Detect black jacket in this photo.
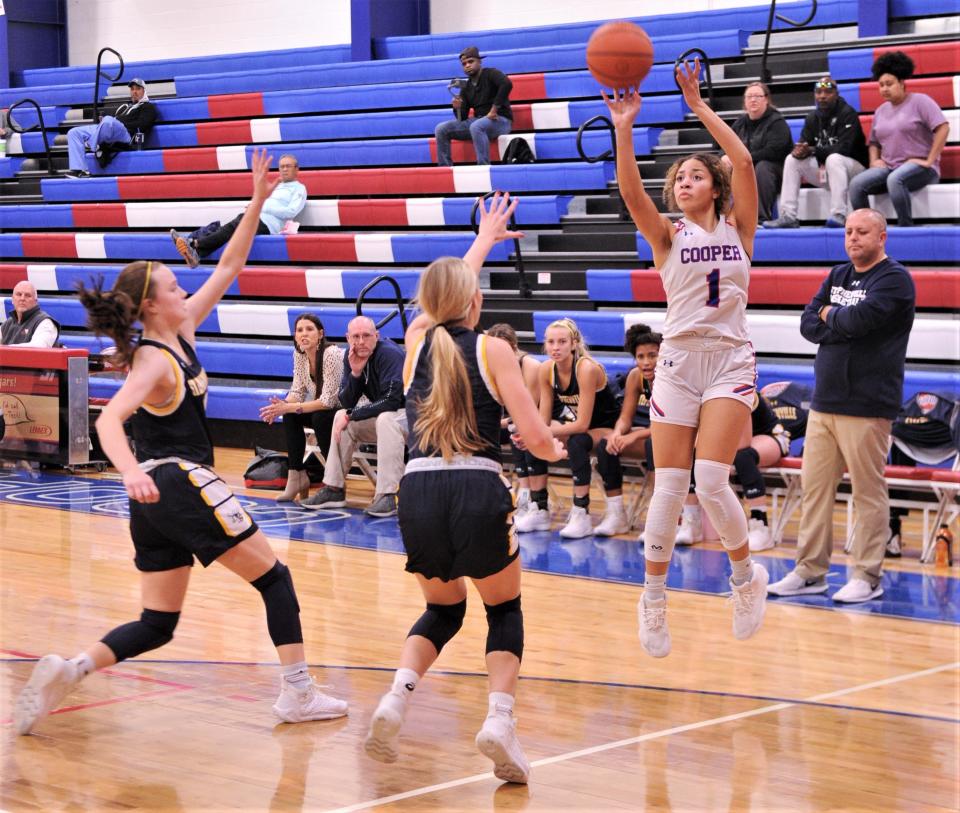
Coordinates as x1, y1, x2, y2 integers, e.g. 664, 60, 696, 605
800, 257, 915, 420
116, 100, 158, 138
1, 304, 60, 346
732, 107, 792, 166
799, 96, 868, 166
458, 67, 513, 121
339, 338, 405, 422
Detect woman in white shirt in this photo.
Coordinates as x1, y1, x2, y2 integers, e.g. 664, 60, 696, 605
260, 314, 344, 501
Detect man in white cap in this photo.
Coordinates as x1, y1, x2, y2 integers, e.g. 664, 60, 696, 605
65, 78, 158, 177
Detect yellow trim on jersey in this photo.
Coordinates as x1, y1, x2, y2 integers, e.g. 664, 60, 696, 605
140, 348, 185, 417
477, 334, 502, 404
403, 334, 426, 394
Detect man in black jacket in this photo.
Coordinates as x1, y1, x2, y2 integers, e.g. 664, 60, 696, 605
434, 46, 513, 166
764, 77, 868, 229
65, 78, 158, 178
302, 316, 408, 517
1, 281, 60, 347
768, 209, 915, 604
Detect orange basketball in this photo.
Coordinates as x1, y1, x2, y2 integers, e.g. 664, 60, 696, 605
586, 21, 654, 90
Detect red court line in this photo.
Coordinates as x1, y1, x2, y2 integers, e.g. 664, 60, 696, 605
2, 649, 194, 689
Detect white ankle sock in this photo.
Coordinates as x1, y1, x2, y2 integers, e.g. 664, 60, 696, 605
488, 691, 515, 717
69, 652, 95, 678
391, 667, 419, 696
606, 495, 623, 511
644, 573, 667, 602
731, 557, 754, 586
282, 660, 311, 689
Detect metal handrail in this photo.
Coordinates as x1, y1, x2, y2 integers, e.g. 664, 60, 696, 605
759, 0, 818, 84
575, 114, 616, 163
673, 48, 716, 110
470, 191, 531, 299
7, 99, 57, 175
355, 274, 409, 333
92, 47, 124, 123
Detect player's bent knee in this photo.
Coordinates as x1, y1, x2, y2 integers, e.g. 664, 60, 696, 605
408, 599, 467, 654
251, 561, 304, 646
484, 596, 523, 659
100, 608, 181, 662
694, 459, 748, 550
733, 447, 765, 499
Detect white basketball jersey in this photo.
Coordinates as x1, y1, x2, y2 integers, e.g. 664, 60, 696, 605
658, 217, 751, 344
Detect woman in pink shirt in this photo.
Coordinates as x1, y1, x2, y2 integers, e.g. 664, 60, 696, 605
849, 50, 949, 226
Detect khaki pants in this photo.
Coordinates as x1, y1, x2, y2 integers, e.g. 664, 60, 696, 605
794, 410, 891, 587
322, 409, 407, 496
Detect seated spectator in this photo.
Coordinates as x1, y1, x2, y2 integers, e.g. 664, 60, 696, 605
848, 51, 949, 226
485, 323, 542, 514
733, 394, 792, 552
65, 78, 158, 178
515, 318, 619, 539
435, 46, 513, 167
301, 316, 407, 517
171, 155, 306, 267
594, 323, 662, 537
764, 76, 868, 229
722, 82, 792, 223
1, 281, 60, 346
259, 314, 344, 503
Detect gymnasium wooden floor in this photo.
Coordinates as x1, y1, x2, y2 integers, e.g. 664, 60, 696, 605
2, 449, 958, 812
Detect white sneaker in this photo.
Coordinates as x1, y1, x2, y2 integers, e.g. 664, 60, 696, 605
363, 690, 407, 763
832, 578, 884, 604
637, 592, 671, 658
729, 562, 769, 640
747, 518, 774, 552
272, 675, 348, 723
767, 570, 829, 596
514, 506, 551, 533
14, 654, 80, 735
594, 504, 630, 537
675, 510, 702, 546
475, 712, 530, 784
559, 505, 594, 539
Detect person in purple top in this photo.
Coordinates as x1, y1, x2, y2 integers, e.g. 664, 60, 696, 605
848, 51, 950, 226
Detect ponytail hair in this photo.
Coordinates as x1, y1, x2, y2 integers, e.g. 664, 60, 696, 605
412, 256, 486, 460
76, 260, 155, 368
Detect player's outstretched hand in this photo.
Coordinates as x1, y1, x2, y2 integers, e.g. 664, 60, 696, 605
601, 87, 641, 129
250, 148, 279, 202
477, 191, 524, 243
675, 58, 705, 110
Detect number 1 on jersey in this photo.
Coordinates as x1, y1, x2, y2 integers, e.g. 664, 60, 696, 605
705, 268, 720, 308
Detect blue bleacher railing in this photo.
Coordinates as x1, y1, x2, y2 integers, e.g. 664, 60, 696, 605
471, 191, 531, 299
92, 47, 125, 124
759, 0, 818, 84
7, 99, 56, 175
356, 275, 409, 333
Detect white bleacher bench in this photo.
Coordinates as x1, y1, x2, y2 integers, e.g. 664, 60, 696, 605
798, 184, 960, 222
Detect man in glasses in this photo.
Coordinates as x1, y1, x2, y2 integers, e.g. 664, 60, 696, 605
302, 316, 408, 517
764, 76, 867, 229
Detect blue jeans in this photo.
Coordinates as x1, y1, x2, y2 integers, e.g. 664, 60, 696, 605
848, 162, 939, 226
66, 116, 131, 170
434, 115, 512, 166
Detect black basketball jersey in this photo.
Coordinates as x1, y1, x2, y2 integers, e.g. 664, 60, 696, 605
760, 381, 811, 439
751, 393, 781, 436
548, 357, 620, 429
891, 391, 959, 463
404, 325, 503, 463
130, 336, 213, 465
633, 373, 653, 428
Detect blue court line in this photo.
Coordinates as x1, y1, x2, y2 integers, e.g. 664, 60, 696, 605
3, 655, 957, 726
2, 470, 958, 624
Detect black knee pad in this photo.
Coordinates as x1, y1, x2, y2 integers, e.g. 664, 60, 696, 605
524, 452, 548, 477
733, 446, 765, 499
251, 561, 303, 647
484, 596, 523, 659
408, 599, 467, 654
101, 608, 180, 663
511, 439, 529, 478
595, 438, 623, 491
566, 433, 594, 486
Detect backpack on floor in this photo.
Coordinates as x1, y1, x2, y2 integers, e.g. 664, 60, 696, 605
243, 446, 288, 489
501, 138, 534, 164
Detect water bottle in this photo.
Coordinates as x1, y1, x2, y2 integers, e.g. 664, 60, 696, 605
934, 525, 953, 568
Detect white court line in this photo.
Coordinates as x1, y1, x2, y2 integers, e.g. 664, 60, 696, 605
324, 660, 960, 813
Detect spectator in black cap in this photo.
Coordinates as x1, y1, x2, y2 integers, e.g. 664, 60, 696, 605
65, 77, 158, 178
434, 46, 513, 166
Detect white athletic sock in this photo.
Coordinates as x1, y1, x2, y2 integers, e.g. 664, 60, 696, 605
644, 573, 667, 602
731, 557, 754, 586
391, 667, 419, 696
282, 660, 311, 689
69, 652, 95, 678
606, 495, 623, 510
488, 691, 515, 717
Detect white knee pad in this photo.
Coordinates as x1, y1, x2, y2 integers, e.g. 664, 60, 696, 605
694, 459, 748, 551
643, 467, 690, 562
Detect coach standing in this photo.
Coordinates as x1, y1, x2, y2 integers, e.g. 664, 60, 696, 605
768, 208, 915, 603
